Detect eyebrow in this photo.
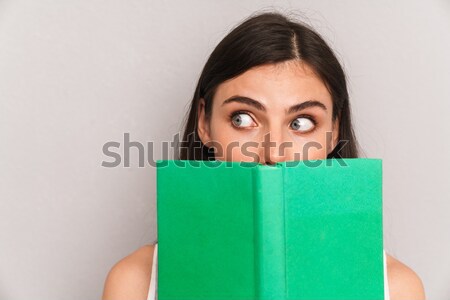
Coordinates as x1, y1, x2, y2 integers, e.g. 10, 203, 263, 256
221, 95, 327, 114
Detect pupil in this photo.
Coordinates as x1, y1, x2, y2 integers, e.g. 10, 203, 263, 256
234, 115, 241, 125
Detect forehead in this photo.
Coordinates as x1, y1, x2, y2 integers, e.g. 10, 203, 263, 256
214, 61, 332, 110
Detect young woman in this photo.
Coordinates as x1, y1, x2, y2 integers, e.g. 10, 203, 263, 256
102, 11, 426, 300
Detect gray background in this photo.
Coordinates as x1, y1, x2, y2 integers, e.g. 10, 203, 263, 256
1, 0, 449, 299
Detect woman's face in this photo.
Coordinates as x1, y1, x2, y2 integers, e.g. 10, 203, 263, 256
197, 60, 339, 164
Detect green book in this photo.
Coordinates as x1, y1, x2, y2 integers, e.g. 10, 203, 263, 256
156, 158, 384, 300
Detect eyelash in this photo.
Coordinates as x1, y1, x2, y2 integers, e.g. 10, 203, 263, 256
228, 110, 318, 133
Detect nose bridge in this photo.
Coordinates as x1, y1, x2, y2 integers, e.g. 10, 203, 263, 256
259, 125, 291, 165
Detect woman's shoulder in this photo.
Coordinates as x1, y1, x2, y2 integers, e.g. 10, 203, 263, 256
385, 252, 426, 300
102, 244, 156, 300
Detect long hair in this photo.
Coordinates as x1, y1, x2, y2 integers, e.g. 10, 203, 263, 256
177, 11, 361, 160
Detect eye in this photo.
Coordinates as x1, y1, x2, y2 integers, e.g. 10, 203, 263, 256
230, 111, 256, 128
290, 116, 316, 133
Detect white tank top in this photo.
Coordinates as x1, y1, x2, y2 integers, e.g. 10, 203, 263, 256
147, 243, 391, 300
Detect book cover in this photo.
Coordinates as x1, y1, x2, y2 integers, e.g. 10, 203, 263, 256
156, 158, 384, 300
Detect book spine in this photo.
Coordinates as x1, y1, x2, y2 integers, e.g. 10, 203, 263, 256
253, 165, 286, 300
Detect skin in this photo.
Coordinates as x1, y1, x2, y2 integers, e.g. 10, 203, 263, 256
198, 60, 339, 164
102, 60, 426, 300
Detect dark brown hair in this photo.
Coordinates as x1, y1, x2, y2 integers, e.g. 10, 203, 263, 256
177, 11, 361, 160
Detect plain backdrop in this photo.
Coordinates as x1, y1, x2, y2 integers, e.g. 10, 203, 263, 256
1, 0, 449, 299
